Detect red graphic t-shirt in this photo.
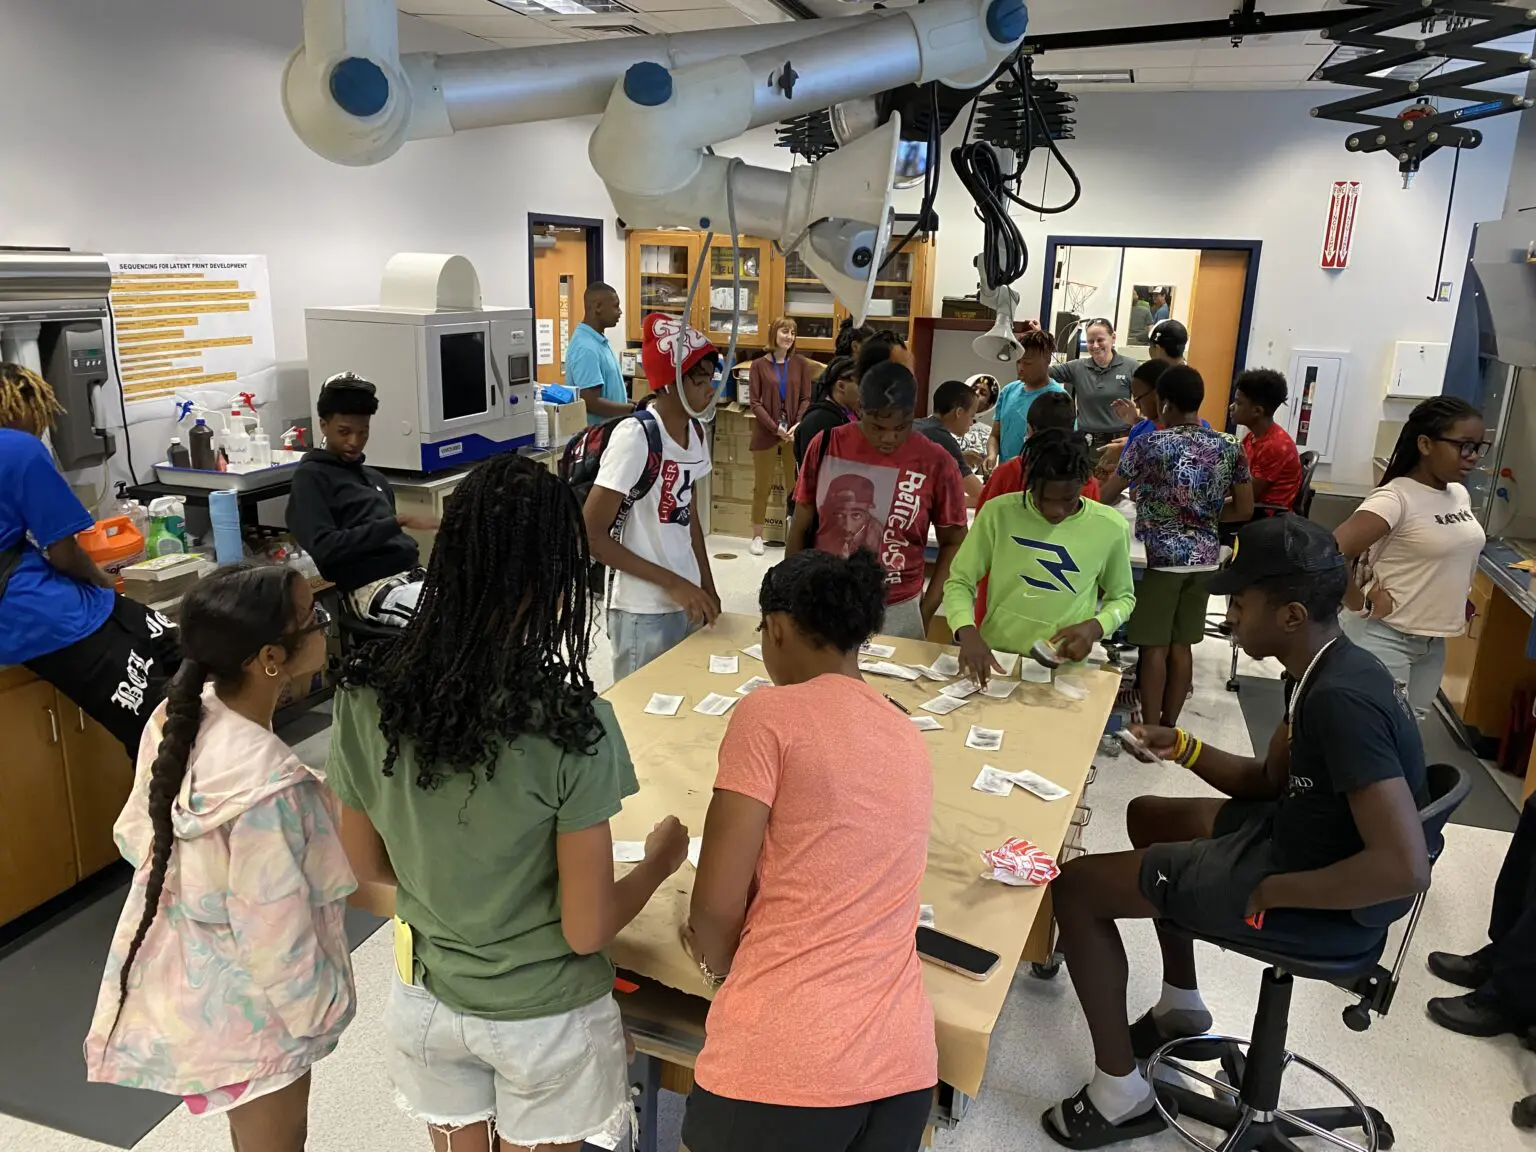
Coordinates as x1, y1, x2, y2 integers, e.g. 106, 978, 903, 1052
794, 423, 968, 606
1242, 421, 1303, 513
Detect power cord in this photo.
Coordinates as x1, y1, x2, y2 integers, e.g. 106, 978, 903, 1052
105, 295, 141, 486
880, 83, 943, 276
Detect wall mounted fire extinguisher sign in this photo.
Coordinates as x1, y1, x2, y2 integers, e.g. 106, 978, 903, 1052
1321, 181, 1360, 270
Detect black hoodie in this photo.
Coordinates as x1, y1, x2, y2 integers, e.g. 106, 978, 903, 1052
285, 450, 418, 592
793, 395, 853, 467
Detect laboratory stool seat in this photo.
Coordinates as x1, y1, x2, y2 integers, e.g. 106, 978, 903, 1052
1146, 761, 1470, 1152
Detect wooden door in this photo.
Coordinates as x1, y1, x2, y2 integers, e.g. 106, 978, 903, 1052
0, 677, 79, 925
59, 698, 135, 879
532, 227, 592, 386
1186, 248, 1249, 430
626, 231, 701, 344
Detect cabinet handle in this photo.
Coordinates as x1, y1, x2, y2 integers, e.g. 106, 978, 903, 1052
77, 706, 87, 733
45, 706, 59, 745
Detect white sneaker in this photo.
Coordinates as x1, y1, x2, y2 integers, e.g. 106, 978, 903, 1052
750, 536, 765, 556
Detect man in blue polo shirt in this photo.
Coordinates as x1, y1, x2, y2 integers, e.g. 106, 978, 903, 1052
565, 282, 636, 424
0, 363, 179, 753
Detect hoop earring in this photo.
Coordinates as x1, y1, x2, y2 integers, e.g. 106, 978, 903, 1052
264, 664, 279, 679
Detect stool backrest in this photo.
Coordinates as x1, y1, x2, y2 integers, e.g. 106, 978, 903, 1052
1352, 762, 1471, 928
1294, 450, 1321, 518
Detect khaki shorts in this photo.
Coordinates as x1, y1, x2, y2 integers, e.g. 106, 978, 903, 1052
1126, 569, 1211, 647
386, 975, 634, 1147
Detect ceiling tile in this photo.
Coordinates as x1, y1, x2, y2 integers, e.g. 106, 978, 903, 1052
652, 7, 750, 30
1193, 44, 1329, 68
432, 12, 543, 33
399, 0, 509, 14
625, 0, 725, 11
1195, 63, 1313, 82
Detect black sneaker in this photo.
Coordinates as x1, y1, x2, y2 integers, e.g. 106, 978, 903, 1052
1427, 948, 1492, 990
1426, 992, 1522, 1037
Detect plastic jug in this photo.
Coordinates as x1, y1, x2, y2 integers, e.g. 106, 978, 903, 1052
78, 516, 146, 576
145, 496, 188, 556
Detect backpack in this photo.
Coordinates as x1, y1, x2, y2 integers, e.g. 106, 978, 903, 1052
799, 421, 839, 545
560, 406, 702, 594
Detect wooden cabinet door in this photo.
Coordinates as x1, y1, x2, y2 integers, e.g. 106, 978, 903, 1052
0, 680, 79, 924
59, 699, 135, 879
1441, 569, 1492, 720
698, 236, 773, 348
626, 231, 701, 344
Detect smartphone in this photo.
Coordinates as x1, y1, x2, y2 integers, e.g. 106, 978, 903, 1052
1030, 638, 1063, 669
916, 926, 1001, 981
1116, 728, 1161, 764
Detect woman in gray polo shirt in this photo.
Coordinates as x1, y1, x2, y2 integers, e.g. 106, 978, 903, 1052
1052, 318, 1139, 445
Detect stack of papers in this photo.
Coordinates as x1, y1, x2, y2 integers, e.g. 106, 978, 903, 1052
970, 766, 1071, 800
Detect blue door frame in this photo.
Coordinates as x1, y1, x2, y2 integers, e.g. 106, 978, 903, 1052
1038, 235, 1264, 383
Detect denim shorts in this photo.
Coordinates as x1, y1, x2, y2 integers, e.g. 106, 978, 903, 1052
1339, 613, 1446, 718
386, 975, 634, 1147
608, 608, 693, 682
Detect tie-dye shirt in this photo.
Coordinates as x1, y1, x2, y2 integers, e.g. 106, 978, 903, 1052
1118, 424, 1250, 568
83, 686, 357, 1096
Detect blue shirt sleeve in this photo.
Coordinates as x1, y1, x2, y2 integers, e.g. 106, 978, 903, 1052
565, 336, 602, 391
8, 436, 94, 549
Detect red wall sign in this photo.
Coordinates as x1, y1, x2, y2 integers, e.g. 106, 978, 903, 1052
1321, 181, 1361, 270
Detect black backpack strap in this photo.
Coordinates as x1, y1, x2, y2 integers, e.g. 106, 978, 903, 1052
802, 423, 837, 544
610, 408, 666, 545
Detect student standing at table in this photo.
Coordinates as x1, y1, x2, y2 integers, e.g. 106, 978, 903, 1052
1101, 366, 1252, 728
1333, 395, 1486, 718
788, 360, 968, 640
989, 329, 1066, 465
584, 313, 723, 681
566, 282, 636, 423
0, 362, 179, 754
793, 356, 859, 468
948, 429, 1135, 685
328, 453, 690, 1152
1041, 516, 1429, 1147
747, 318, 815, 556
914, 378, 984, 506
683, 548, 937, 1152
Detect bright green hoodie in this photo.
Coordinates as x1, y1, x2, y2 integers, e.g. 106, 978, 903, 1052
943, 492, 1136, 654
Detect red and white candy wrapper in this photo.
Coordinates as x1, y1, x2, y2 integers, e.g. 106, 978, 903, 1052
980, 838, 1061, 886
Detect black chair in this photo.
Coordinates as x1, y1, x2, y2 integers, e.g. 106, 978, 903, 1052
319, 587, 398, 658
1145, 762, 1471, 1152
1211, 451, 1323, 693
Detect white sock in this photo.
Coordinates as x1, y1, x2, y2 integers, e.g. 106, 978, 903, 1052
1086, 1067, 1155, 1125
1154, 983, 1209, 1017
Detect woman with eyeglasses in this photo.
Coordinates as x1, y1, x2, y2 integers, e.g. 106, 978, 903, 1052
1333, 395, 1488, 716
85, 564, 353, 1149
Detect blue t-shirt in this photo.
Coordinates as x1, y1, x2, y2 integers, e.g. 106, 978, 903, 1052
564, 323, 627, 425
0, 429, 115, 664
994, 379, 1067, 460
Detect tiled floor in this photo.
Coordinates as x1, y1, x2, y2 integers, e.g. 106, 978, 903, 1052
3, 535, 1533, 1150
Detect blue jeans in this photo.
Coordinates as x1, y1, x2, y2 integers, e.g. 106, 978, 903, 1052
608, 609, 692, 682
1340, 613, 1447, 718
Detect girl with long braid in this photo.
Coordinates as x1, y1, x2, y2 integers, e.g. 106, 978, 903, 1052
327, 452, 688, 1152
1334, 395, 1487, 715
83, 564, 353, 1149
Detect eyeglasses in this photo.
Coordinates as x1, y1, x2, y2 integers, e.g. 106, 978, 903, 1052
1433, 437, 1492, 459
294, 603, 332, 637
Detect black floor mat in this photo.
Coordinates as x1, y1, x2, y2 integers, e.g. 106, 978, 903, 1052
0, 874, 384, 1148
1234, 674, 1518, 833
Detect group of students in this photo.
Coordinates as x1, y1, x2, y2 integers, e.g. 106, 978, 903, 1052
0, 297, 1508, 1151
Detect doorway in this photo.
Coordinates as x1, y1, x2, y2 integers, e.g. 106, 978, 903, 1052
1039, 236, 1262, 431
528, 215, 605, 386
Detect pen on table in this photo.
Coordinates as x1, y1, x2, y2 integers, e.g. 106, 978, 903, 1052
885, 694, 911, 714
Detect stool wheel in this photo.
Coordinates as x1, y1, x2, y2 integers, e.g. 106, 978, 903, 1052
1513, 1095, 1536, 1130
1030, 958, 1062, 980
1369, 1109, 1395, 1149
1342, 1003, 1372, 1032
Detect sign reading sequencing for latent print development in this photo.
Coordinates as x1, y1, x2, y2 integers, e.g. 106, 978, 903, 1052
1320, 181, 1361, 270
106, 254, 277, 423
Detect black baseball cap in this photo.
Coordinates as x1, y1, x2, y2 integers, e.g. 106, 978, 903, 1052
1207, 514, 1345, 596
1149, 319, 1188, 356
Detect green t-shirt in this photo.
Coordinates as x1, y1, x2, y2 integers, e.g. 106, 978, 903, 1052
942, 492, 1136, 654
325, 686, 638, 1021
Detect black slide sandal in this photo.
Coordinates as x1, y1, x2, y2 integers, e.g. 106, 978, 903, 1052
1040, 1085, 1175, 1149
1130, 1010, 1226, 1063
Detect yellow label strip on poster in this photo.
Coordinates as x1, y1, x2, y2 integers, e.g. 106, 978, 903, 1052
118, 329, 187, 345
123, 366, 207, 384
111, 273, 206, 280
112, 303, 251, 319
120, 349, 199, 363
123, 370, 239, 398
111, 290, 258, 306
114, 317, 199, 331
109, 279, 242, 293
116, 335, 255, 357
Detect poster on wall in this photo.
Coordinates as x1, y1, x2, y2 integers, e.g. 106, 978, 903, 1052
1320, 182, 1360, 270
105, 254, 277, 426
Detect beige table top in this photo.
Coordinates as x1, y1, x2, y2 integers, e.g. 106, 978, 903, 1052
604, 612, 1118, 1097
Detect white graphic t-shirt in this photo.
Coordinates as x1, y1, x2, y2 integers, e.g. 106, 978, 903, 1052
1357, 477, 1484, 637
595, 414, 712, 614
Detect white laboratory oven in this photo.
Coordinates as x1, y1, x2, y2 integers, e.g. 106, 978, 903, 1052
304, 305, 535, 473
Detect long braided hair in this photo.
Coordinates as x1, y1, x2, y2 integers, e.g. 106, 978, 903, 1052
343, 453, 602, 788
1024, 427, 1094, 499
1381, 395, 1482, 484
0, 362, 65, 433
112, 563, 305, 1028
811, 356, 856, 404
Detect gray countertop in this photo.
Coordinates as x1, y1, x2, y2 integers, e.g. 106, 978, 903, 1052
1481, 540, 1536, 619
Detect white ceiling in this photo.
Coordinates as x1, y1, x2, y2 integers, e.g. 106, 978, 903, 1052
400, 0, 1533, 93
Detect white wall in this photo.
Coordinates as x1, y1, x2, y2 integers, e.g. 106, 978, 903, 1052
2, 0, 630, 496
916, 90, 1517, 486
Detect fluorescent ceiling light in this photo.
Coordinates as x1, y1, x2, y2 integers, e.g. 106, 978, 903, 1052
1310, 44, 1447, 82
489, 0, 634, 14
1035, 69, 1134, 84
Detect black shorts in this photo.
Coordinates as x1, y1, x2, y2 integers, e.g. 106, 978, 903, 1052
682, 1085, 933, 1152
1138, 800, 1383, 959
25, 595, 180, 756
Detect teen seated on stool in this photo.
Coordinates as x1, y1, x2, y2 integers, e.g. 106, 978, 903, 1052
1043, 515, 1431, 1148
913, 379, 984, 506
946, 428, 1134, 687
1101, 366, 1252, 728
0, 363, 179, 754
682, 548, 937, 1152
287, 373, 437, 626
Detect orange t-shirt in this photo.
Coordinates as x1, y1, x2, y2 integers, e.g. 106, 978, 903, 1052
694, 676, 937, 1107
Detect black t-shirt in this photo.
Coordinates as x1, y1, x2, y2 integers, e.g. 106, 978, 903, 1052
1269, 638, 1428, 874
914, 416, 974, 477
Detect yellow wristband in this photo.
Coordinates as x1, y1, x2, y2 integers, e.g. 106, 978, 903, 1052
1172, 728, 1189, 761
1182, 737, 1203, 769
